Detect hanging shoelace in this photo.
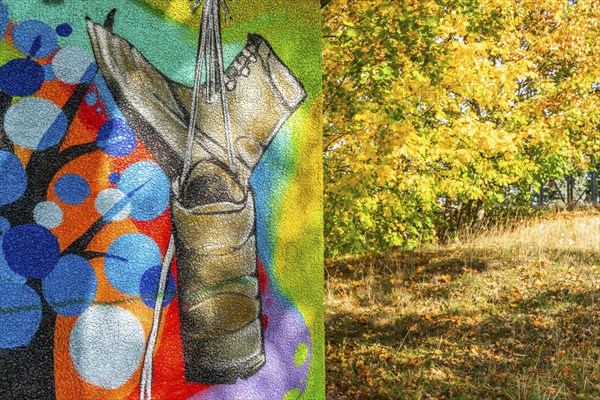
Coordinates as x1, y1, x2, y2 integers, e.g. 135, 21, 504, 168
139, 2, 233, 399
182, 0, 235, 187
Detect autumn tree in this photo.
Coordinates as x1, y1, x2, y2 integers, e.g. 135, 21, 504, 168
323, 0, 600, 256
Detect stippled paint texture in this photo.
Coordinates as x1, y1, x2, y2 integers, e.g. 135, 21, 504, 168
0, 1, 323, 399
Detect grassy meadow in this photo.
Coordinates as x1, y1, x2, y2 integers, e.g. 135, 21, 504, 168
325, 210, 600, 399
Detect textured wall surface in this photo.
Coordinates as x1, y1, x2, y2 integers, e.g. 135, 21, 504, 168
0, 1, 323, 398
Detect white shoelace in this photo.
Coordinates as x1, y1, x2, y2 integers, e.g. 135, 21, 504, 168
139, 1, 234, 399
181, 0, 235, 188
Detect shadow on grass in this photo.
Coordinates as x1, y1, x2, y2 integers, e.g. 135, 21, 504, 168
328, 287, 598, 346
326, 249, 490, 286
326, 247, 600, 399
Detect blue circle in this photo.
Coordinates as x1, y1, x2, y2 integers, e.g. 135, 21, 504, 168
85, 92, 98, 106
13, 20, 58, 59
0, 58, 44, 97
56, 23, 72, 37
0, 238, 26, 285
0, 283, 42, 348
97, 119, 136, 157
0, 217, 9, 234
43, 255, 97, 316
43, 64, 55, 81
0, 3, 9, 40
2, 224, 60, 279
139, 265, 176, 308
55, 174, 90, 205
4, 98, 68, 151
108, 172, 121, 185
0, 218, 17, 284
117, 161, 170, 221
104, 233, 162, 295
0, 151, 27, 207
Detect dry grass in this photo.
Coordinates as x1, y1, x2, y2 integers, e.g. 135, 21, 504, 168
325, 210, 600, 399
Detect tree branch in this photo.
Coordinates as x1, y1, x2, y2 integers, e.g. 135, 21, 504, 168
64, 216, 108, 255
0, 92, 13, 153
80, 251, 106, 260
58, 141, 99, 167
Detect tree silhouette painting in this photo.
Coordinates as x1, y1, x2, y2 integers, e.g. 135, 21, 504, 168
0, 6, 174, 397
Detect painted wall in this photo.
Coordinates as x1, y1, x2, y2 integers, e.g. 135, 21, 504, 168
0, 0, 323, 398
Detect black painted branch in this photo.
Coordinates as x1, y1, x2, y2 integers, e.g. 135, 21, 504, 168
58, 141, 99, 167
24, 79, 92, 178
63, 81, 94, 129
80, 251, 106, 260
2, 80, 93, 226
64, 216, 108, 255
0, 60, 97, 400
0, 278, 57, 398
0, 92, 13, 152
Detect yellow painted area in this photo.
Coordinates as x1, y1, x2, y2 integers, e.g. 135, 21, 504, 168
0, 41, 20, 66
274, 99, 324, 396
138, 0, 201, 27
139, 0, 318, 31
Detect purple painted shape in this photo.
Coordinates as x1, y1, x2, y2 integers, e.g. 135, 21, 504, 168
189, 283, 312, 400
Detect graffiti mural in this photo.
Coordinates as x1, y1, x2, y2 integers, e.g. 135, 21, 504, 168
0, 1, 323, 399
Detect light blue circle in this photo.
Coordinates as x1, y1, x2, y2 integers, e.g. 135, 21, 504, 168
95, 188, 131, 222
12, 20, 58, 59
0, 151, 27, 207
104, 233, 161, 295
43, 255, 97, 316
69, 305, 145, 389
54, 174, 90, 205
0, 3, 9, 39
52, 47, 95, 84
4, 98, 68, 151
34, 201, 63, 229
0, 283, 42, 348
117, 161, 170, 221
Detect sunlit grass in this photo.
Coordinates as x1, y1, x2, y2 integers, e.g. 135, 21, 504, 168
326, 210, 600, 399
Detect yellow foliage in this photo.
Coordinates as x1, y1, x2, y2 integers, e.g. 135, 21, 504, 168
323, 0, 600, 256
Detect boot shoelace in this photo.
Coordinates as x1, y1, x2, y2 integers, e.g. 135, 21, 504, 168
140, 1, 233, 399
